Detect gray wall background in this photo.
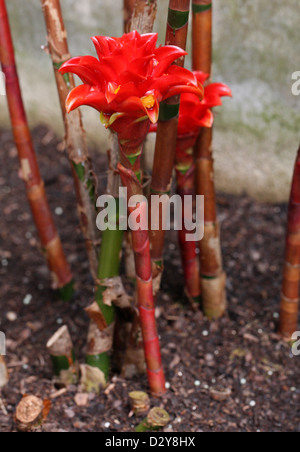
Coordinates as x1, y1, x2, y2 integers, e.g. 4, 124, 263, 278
1, 0, 300, 201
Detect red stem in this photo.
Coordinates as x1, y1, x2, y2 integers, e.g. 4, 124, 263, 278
279, 143, 300, 338
0, 0, 72, 290
118, 163, 166, 396
176, 165, 201, 301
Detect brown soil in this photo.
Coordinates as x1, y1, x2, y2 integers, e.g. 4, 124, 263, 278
0, 125, 299, 432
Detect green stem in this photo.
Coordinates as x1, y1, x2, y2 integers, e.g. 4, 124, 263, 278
58, 280, 74, 302
51, 352, 75, 377
85, 200, 124, 382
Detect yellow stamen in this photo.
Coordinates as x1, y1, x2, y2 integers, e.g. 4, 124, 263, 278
114, 85, 121, 95
141, 94, 156, 109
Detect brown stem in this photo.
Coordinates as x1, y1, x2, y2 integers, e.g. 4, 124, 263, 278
40, 0, 100, 281
125, 0, 158, 34
176, 164, 201, 302
124, 0, 138, 32
194, 128, 226, 318
279, 143, 300, 339
192, 0, 212, 75
0, 0, 73, 292
149, 0, 191, 294
192, 0, 227, 318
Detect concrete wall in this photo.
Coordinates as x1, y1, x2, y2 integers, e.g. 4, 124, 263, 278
1, 0, 299, 201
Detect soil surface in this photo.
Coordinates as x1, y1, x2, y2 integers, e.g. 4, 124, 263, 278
0, 125, 299, 433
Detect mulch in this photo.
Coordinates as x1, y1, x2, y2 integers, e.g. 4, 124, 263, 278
0, 125, 299, 432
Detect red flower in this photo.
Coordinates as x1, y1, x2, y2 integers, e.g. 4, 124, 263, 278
177, 72, 232, 138
59, 31, 204, 139
150, 72, 231, 147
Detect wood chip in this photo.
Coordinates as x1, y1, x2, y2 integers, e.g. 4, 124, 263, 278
243, 333, 259, 343
74, 393, 89, 407
15, 395, 44, 432
209, 387, 232, 402
50, 388, 68, 399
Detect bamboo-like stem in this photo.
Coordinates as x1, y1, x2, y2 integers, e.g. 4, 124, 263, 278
176, 142, 201, 302
40, 0, 99, 281
83, 134, 123, 383
124, 0, 137, 32
279, 143, 300, 339
84, 132, 125, 384
192, 0, 226, 318
15, 396, 45, 432
46, 325, 78, 384
85, 133, 131, 385
0, 0, 73, 297
129, 391, 150, 415
119, 163, 166, 396
136, 407, 170, 432
85, 213, 124, 383
149, 0, 191, 294
121, 0, 158, 379
124, 0, 142, 281
192, 0, 212, 75
118, 122, 164, 393
125, 0, 158, 34
124, 0, 157, 282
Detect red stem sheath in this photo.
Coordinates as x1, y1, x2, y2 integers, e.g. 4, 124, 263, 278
279, 143, 300, 338
118, 163, 165, 396
176, 166, 201, 301
121, 0, 158, 378
0, 0, 72, 290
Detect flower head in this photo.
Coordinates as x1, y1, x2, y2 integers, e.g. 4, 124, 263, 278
60, 31, 203, 140
150, 72, 231, 150
177, 72, 232, 139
